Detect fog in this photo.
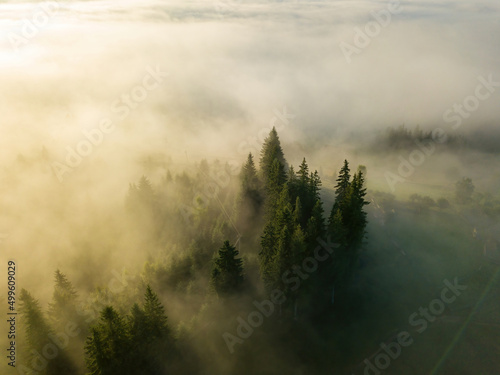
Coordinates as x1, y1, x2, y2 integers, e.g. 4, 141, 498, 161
1, 0, 499, 374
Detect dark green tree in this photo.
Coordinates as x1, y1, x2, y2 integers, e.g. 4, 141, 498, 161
259, 221, 277, 288
19, 289, 77, 375
332, 160, 351, 212
48, 270, 80, 329
295, 158, 311, 226
48, 270, 85, 371
309, 170, 322, 202
272, 224, 294, 293
259, 127, 287, 183
128, 286, 173, 375
259, 128, 287, 215
211, 241, 244, 296
289, 225, 307, 302
293, 196, 303, 226
325, 163, 369, 311
85, 306, 131, 375
328, 160, 351, 245
260, 185, 295, 295
143, 285, 170, 337
346, 170, 369, 249
328, 161, 369, 250
287, 165, 298, 203
305, 199, 325, 251
241, 153, 260, 195
237, 153, 264, 228
297, 158, 310, 203
265, 158, 288, 216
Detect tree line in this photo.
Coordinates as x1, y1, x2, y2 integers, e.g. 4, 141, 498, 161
18, 128, 369, 374
211, 128, 369, 317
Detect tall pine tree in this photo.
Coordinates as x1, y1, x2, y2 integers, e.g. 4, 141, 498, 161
128, 286, 174, 374
237, 153, 264, 232
259, 128, 287, 216
326, 162, 369, 311
211, 241, 244, 296
259, 127, 287, 183
19, 289, 77, 375
85, 306, 131, 375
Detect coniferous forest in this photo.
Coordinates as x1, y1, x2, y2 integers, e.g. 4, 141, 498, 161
16, 129, 372, 374
2, 1, 500, 375
12, 124, 500, 375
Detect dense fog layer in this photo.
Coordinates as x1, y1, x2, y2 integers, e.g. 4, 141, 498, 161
1, 1, 499, 374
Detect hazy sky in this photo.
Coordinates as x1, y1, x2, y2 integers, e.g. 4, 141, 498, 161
0, 0, 498, 241
1, 0, 499, 167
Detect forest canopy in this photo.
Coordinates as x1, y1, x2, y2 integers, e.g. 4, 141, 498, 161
17, 128, 370, 375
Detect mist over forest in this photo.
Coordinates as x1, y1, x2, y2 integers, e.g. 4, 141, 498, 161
1, 1, 500, 374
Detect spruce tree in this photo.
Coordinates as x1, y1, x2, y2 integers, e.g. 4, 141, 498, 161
259, 128, 287, 215
128, 303, 146, 343
128, 286, 173, 375
19, 289, 77, 375
143, 285, 170, 338
305, 199, 325, 250
328, 159, 351, 241
85, 306, 131, 375
329, 208, 346, 247
259, 127, 287, 182
309, 170, 322, 202
326, 163, 369, 311
293, 196, 303, 226
272, 224, 293, 293
297, 158, 309, 184
259, 222, 277, 289
273, 185, 293, 233
48, 270, 81, 330
48, 270, 85, 372
287, 165, 298, 204
266, 158, 288, 216
295, 158, 311, 225
241, 153, 260, 194
331, 160, 351, 216
348, 169, 369, 249
237, 153, 264, 225
297, 158, 310, 202
260, 186, 294, 293
211, 241, 244, 296
19, 289, 52, 372
290, 225, 307, 299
